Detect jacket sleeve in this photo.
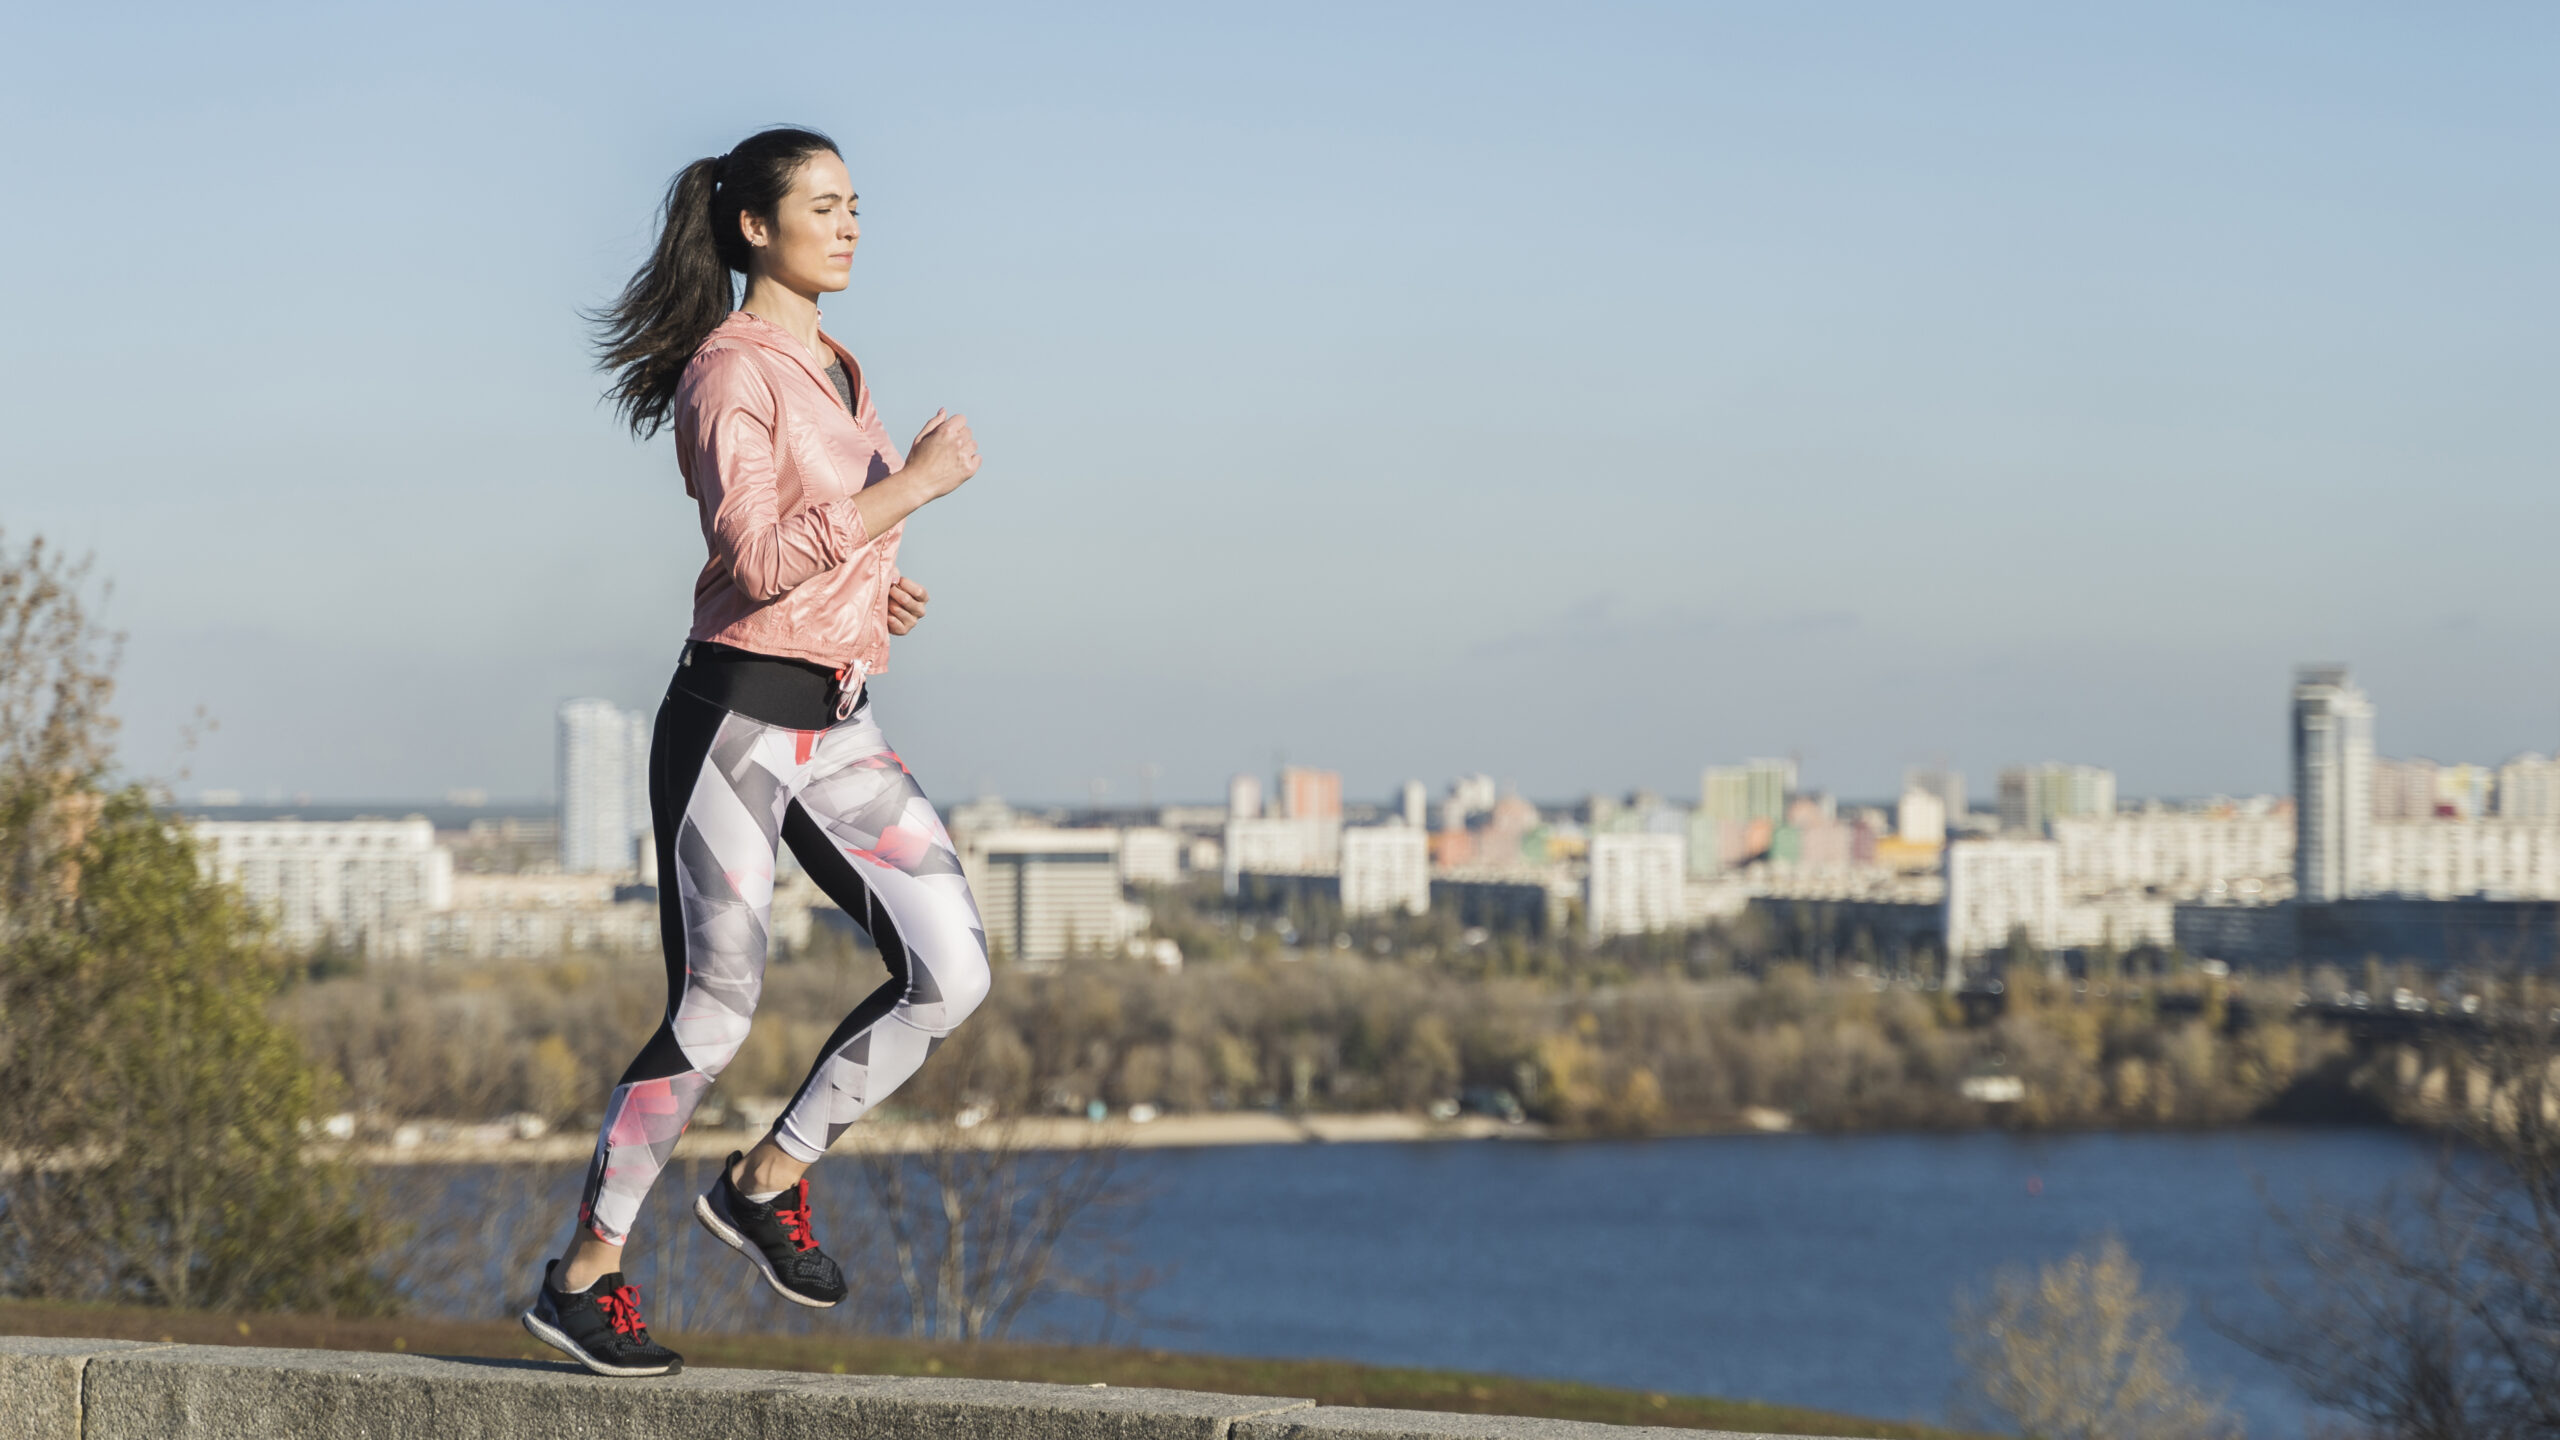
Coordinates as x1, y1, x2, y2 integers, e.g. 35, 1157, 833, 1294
681, 348, 870, 604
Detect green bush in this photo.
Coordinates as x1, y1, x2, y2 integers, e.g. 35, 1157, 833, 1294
0, 532, 394, 1312
0, 786, 399, 1312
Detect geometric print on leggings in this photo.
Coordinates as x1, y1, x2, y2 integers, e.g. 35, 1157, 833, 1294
766, 741, 990, 1163
578, 687, 991, 1245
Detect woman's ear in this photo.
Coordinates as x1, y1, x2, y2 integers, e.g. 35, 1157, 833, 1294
738, 208, 769, 251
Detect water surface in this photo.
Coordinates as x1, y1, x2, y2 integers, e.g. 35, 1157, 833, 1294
1101, 1129, 2428, 1436
419, 1126, 2431, 1436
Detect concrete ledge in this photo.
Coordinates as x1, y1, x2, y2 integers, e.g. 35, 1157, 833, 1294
82, 1345, 898, 1440
0, 1335, 1842, 1439
0, 1336, 169, 1440
1238, 1407, 1814, 1439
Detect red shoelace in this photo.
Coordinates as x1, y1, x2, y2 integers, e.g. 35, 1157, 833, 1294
595, 1284, 650, 1339
774, 1179, 817, 1251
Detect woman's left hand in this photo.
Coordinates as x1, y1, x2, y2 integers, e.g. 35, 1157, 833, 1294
887, 576, 930, 635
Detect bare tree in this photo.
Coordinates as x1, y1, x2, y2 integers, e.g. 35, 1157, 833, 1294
2242, 1175, 2514, 1440
833, 1017, 1154, 1342
1955, 1235, 2243, 1440
2239, 1004, 2560, 1440
388, 1163, 582, 1322
849, 1115, 1146, 1341
0, 531, 117, 927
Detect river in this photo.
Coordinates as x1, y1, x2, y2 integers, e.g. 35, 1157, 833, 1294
413, 1126, 2433, 1437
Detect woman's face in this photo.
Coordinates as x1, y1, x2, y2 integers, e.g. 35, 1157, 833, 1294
742, 150, 859, 296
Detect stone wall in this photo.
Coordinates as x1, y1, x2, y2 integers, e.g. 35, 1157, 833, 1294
0, 1336, 1833, 1439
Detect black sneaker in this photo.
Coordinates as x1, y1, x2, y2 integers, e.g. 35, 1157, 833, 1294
520, 1260, 684, 1377
695, 1150, 848, 1308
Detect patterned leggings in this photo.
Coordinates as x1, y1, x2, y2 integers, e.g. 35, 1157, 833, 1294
576, 682, 990, 1244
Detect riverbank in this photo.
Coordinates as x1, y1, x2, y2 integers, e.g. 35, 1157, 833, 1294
351, 1110, 1541, 1165
289, 953, 2372, 1157
0, 1299, 1983, 1439
343, 1103, 2415, 1166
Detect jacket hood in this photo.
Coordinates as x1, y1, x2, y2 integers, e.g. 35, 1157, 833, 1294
707, 311, 850, 391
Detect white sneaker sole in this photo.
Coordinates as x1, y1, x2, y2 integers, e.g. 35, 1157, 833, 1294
519, 1309, 679, 1377
694, 1192, 841, 1309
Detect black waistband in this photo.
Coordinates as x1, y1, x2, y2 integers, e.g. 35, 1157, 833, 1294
666, 641, 857, 730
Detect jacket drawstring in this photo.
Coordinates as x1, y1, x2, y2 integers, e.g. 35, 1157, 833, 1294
834, 658, 870, 721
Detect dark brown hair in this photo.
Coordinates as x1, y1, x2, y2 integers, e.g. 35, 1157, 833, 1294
592, 127, 841, 438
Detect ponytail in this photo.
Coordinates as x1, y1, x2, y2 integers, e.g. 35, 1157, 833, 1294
592, 127, 841, 439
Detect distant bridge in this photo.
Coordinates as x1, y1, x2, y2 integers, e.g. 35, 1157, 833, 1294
1951, 983, 2508, 1044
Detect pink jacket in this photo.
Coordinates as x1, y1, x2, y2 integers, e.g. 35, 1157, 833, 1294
673, 311, 905, 680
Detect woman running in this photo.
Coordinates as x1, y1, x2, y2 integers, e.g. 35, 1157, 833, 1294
521, 126, 991, 1377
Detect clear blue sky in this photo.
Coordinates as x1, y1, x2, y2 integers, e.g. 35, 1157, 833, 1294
4, 2, 2553, 805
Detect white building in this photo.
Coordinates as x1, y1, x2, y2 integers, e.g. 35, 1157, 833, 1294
1897, 787, 1947, 843
960, 828, 1132, 966
2049, 810, 2293, 900
1221, 815, 1343, 893
1400, 780, 1429, 830
2501, 755, 2560, 823
1447, 773, 1498, 819
2365, 821, 2560, 900
2371, 757, 2440, 821
1341, 825, 1429, 918
1117, 826, 1185, 887
559, 699, 650, 874
2058, 893, 2177, 950
420, 872, 657, 962
2040, 802, 2560, 905
1682, 877, 1753, 926
1186, 835, 1223, 877
193, 817, 454, 960
944, 796, 1017, 839
1227, 774, 1263, 820
1945, 838, 2061, 959
2292, 666, 2374, 901
1586, 832, 1686, 939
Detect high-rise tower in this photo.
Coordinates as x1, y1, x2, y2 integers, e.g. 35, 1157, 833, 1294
1700, 759, 1794, 824
2291, 665, 2373, 902
559, 699, 650, 875
1996, 764, 2116, 836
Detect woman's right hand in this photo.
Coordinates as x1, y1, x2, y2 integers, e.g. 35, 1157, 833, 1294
906, 410, 981, 498
852, 409, 980, 540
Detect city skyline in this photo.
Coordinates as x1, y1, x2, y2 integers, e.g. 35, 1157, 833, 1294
177, 658, 2560, 812
184, 654, 2560, 969
9, 5, 2555, 804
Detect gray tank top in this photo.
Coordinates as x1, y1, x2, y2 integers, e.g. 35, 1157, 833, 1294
823, 358, 854, 415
